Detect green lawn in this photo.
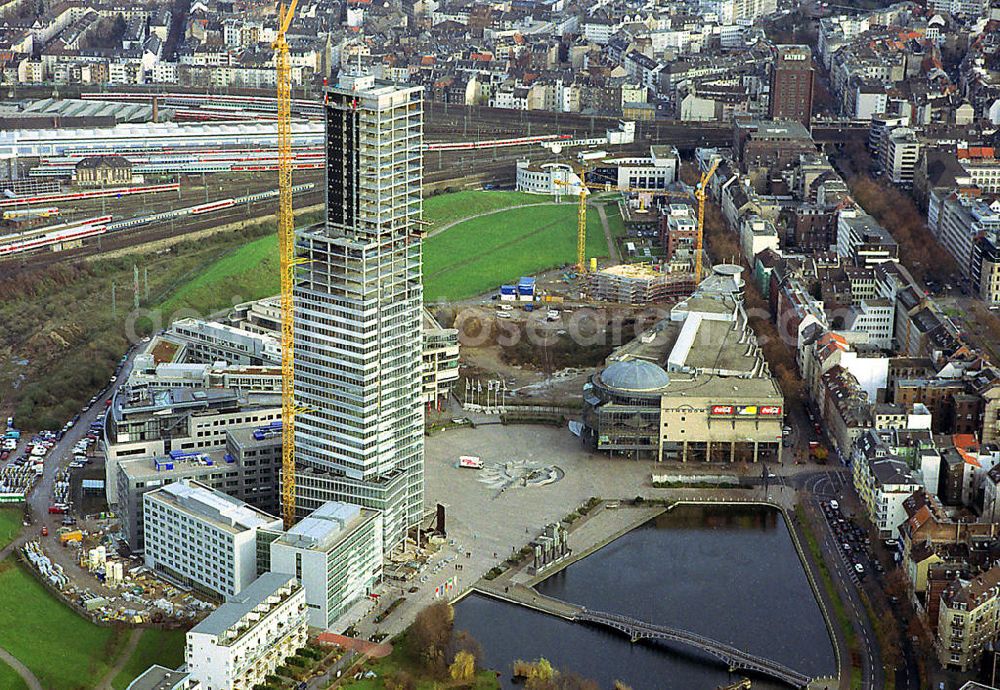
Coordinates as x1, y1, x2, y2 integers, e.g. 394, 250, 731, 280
0, 661, 28, 690
112, 629, 187, 689
0, 508, 22, 550
423, 190, 549, 228
157, 233, 281, 317
423, 203, 607, 301
0, 559, 125, 689
165, 192, 604, 304
604, 202, 627, 239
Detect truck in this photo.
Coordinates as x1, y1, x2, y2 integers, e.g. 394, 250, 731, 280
458, 455, 484, 469
59, 530, 83, 545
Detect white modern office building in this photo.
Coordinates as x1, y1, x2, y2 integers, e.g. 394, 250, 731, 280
186, 572, 308, 690
143, 480, 282, 598
269, 502, 383, 629
293, 74, 426, 551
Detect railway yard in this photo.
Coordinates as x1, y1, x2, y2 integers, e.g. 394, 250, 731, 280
0, 93, 744, 273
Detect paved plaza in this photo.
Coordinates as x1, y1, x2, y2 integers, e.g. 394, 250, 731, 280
349, 423, 804, 640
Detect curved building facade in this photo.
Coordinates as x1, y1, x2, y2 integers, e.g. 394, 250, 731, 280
582, 264, 783, 463
515, 161, 583, 196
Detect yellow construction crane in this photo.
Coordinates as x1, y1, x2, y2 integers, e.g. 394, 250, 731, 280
274, 0, 298, 529
574, 183, 587, 273
694, 158, 721, 283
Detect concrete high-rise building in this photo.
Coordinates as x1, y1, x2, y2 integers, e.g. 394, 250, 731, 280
294, 74, 425, 552
769, 45, 814, 128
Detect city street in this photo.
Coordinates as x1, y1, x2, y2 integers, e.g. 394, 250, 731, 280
798, 470, 920, 690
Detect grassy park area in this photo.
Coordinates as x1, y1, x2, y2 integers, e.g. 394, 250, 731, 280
0, 558, 188, 690
157, 233, 281, 317
0, 559, 125, 689
0, 509, 22, 550
0, 663, 28, 690
605, 202, 627, 238
423, 200, 607, 301
112, 629, 187, 689
423, 190, 549, 228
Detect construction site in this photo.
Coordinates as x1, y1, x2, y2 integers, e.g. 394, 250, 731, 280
0, 1, 738, 682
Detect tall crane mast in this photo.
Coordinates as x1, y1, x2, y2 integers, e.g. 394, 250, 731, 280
694, 158, 721, 284
575, 185, 588, 274
274, 0, 298, 529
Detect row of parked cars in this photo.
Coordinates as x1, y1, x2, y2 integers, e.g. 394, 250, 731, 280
823, 500, 885, 580
68, 431, 97, 470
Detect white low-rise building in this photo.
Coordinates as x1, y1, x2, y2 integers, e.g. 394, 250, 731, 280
187, 572, 308, 690
515, 161, 582, 196
738, 214, 780, 260
594, 145, 679, 190
143, 480, 282, 598
270, 502, 383, 629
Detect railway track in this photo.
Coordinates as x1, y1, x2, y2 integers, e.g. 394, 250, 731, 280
1, 190, 325, 273
3, 104, 707, 274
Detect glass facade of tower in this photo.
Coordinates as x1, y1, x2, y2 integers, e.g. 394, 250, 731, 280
294, 76, 424, 551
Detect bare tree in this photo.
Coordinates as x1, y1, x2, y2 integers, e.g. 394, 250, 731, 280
409, 601, 454, 675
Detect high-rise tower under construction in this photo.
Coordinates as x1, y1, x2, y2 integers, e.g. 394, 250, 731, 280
294, 74, 425, 551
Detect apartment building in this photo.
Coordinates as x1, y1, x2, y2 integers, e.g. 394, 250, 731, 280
853, 451, 922, 538
836, 209, 899, 267
880, 127, 920, 186
958, 151, 1000, 194
937, 566, 1000, 671
187, 572, 308, 690
143, 480, 282, 598
929, 191, 1000, 282
972, 235, 1000, 304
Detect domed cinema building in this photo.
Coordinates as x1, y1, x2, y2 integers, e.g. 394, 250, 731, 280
582, 264, 784, 463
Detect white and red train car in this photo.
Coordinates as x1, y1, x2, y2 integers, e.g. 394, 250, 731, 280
0, 184, 180, 208
424, 134, 573, 151
0, 215, 112, 257
189, 199, 236, 215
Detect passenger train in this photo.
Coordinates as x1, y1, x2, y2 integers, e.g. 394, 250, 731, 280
0, 184, 316, 258
0, 184, 180, 208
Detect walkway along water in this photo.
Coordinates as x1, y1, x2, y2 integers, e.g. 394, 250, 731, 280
463, 498, 840, 690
